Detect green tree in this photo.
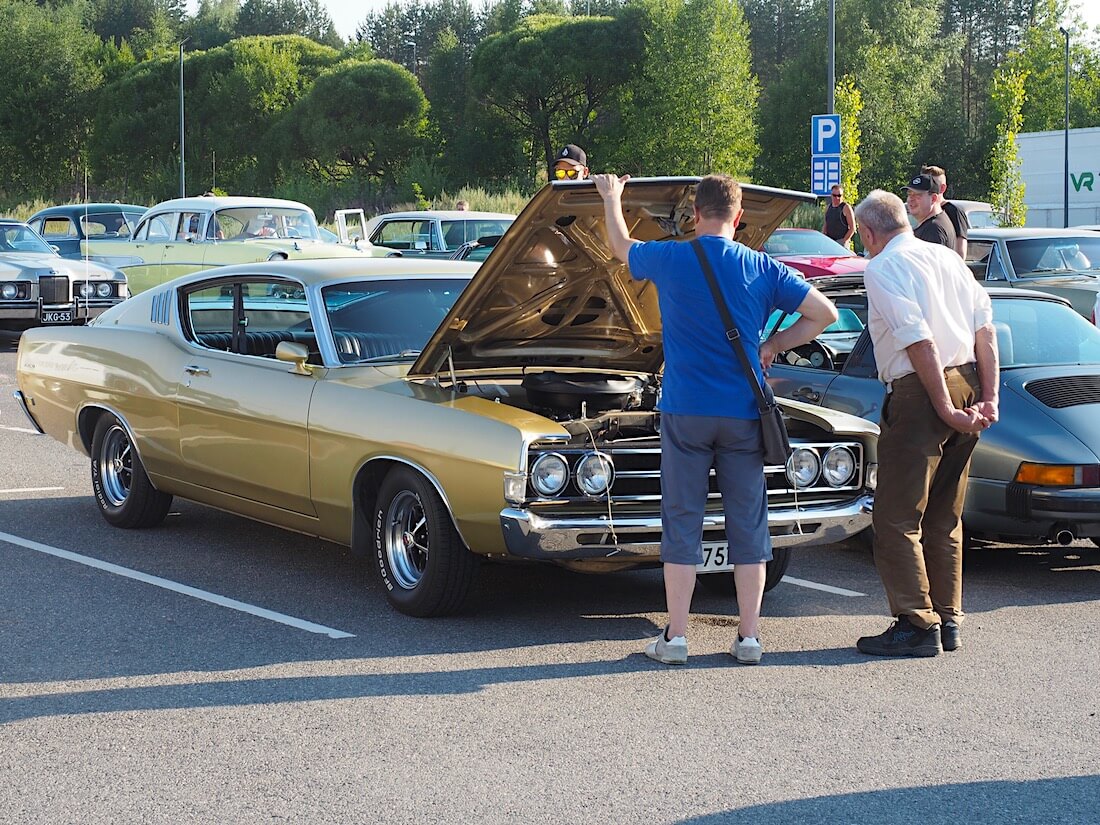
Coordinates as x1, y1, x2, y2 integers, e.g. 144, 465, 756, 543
834, 74, 863, 202
469, 13, 643, 181
182, 0, 241, 51
989, 62, 1028, 226
604, 0, 758, 177
277, 59, 430, 196
0, 1, 104, 202
237, 0, 343, 48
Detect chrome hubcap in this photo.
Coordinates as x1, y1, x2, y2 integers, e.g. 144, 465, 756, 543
384, 491, 428, 589
99, 425, 133, 507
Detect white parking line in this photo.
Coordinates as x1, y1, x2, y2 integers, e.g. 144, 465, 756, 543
0, 425, 39, 434
0, 487, 65, 494
781, 575, 865, 597
0, 530, 355, 639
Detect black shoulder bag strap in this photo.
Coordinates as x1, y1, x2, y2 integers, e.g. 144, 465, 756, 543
689, 238, 774, 415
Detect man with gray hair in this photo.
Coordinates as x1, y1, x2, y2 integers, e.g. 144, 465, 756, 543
853, 189, 999, 657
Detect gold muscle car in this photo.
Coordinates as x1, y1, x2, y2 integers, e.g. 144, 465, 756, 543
15, 177, 877, 617
82, 195, 391, 296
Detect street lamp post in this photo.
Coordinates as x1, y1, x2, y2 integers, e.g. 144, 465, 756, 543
1059, 26, 1070, 228
179, 38, 190, 198
405, 39, 417, 80
827, 0, 835, 114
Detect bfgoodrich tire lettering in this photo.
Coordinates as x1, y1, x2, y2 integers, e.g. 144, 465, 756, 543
90, 414, 172, 528
372, 466, 478, 617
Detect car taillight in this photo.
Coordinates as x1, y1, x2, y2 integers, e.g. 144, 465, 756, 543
1014, 463, 1100, 487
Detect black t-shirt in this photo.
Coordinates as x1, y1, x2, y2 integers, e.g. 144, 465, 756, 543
942, 200, 970, 240
914, 211, 957, 249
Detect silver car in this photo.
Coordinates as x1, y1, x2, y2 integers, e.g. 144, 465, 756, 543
0, 219, 127, 331
766, 281, 1100, 549
967, 228, 1100, 319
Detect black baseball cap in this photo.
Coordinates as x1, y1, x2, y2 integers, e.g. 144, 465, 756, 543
903, 173, 935, 193
554, 144, 587, 168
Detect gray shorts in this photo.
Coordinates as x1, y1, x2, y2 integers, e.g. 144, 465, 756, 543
660, 413, 772, 565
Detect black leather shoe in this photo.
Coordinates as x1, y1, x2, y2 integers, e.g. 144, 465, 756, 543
941, 620, 961, 651
856, 615, 942, 657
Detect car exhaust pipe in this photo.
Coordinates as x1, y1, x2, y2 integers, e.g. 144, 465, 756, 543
1053, 526, 1077, 546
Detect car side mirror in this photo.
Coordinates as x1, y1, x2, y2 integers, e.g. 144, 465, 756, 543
276, 341, 313, 375
49, 244, 61, 253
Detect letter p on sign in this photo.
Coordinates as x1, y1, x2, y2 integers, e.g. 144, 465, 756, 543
812, 114, 841, 156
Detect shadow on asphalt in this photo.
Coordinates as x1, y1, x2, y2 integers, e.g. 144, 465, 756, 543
0, 493, 1097, 692
675, 775, 1100, 824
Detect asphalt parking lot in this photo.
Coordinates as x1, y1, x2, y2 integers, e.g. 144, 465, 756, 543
1, 330, 1097, 824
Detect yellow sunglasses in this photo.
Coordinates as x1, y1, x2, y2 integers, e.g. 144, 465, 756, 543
554, 168, 581, 180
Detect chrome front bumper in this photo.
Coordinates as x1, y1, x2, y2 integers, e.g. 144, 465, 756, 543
500, 495, 874, 560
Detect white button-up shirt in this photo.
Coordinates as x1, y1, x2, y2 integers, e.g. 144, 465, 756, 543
864, 232, 993, 385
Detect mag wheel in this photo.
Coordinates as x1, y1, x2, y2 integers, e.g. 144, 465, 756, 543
90, 414, 172, 528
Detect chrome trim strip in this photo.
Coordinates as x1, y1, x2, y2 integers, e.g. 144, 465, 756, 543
12, 391, 44, 434
500, 495, 874, 559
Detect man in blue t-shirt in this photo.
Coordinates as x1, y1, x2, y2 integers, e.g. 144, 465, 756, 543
592, 173, 838, 666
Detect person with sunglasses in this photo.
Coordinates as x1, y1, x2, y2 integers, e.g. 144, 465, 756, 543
822, 184, 856, 248
551, 144, 589, 181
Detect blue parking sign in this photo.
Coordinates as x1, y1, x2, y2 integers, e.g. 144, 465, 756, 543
812, 114, 841, 155
810, 114, 842, 196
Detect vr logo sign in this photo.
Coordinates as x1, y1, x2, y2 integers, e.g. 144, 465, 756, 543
810, 114, 842, 196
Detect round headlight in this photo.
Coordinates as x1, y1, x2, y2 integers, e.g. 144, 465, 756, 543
78, 282, 96, 298
96, 282, 114, 298
1, 283, 18, 300
822, 446, 856, 487
530, 453, 568, 497
575, 452, 615, 496
786, 448, 821, 489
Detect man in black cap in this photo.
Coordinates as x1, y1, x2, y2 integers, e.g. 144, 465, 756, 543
904, 172, 956, 251
922, 164, 968, 258
552, 144, 589, 181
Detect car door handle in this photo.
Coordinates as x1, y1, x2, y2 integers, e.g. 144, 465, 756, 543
184, 365, 210, 376
793, 387, 821, 402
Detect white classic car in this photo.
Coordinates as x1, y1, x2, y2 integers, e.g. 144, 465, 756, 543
82, 195, 390, 295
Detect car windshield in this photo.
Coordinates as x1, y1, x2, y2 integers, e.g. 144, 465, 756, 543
767, 306, 865, 335
214, 207, 320, 241
1005, 236, 1100, 276
992, 298, 1100, 367
0, 222, 55, 255
322, 278, 469, 364
764, 230, 853, 257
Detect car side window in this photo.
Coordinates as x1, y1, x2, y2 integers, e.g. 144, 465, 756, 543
39, 217, 78, 238
143, 214, 175, 242
965, 240, 992, 281
985, 245, 1009, 281
841, 332, 879, 378
185, 280, 317, 362
186, 285, 235, 352
376, 220, 435, 250
175, 212, 204, 242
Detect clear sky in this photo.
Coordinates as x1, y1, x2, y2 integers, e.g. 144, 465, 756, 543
187, 0, 1100, 45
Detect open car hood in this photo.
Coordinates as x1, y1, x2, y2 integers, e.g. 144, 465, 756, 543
409, 177, 816, 378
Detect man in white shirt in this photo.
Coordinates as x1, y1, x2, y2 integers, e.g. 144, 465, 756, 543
852, 190, 999, 657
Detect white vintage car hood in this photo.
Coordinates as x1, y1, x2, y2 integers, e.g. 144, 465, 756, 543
0, 252, 119, 280
410, 177, 816, 378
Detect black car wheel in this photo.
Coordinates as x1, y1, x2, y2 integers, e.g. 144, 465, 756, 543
697, 546, 792, 595
90, 414, 172, 528
372, 467, 479, 617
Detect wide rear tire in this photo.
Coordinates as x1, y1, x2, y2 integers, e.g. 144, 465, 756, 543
372, 467, 479, 617
90, 414, 172, 528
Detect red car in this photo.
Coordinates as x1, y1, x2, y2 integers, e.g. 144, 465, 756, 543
763, 228, 868, 279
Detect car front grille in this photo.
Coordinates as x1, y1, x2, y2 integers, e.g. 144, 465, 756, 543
525, 440, 864, 508
38, 275, 69, 304
1025, 375, 1100, 409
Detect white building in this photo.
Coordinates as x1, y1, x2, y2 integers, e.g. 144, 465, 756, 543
1016, 126, 1100, 227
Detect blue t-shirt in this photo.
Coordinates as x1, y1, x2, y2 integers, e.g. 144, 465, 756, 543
628, 235, 810, 419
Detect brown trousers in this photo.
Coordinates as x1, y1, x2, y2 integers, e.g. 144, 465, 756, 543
872, 364, 981, 630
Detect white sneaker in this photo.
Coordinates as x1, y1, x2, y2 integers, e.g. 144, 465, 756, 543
645, 628, 688, 665
731, 635, 762, 665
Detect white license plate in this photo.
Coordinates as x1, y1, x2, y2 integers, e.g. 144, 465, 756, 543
696, 542, 733, 573
41, 310, 72, 324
